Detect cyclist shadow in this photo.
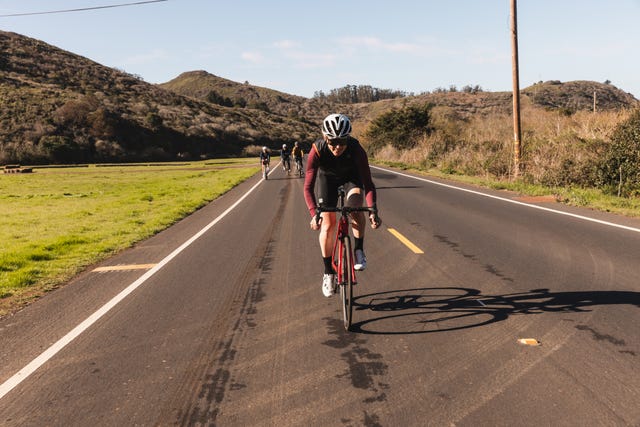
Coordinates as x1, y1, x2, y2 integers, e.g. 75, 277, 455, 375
349, 287, 640, 335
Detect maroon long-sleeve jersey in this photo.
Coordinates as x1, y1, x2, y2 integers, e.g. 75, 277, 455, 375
303, 137, 377, 216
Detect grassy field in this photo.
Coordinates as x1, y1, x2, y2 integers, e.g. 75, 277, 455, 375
0, 159, 259, 316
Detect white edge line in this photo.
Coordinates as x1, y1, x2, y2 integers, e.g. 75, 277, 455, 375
0, 174, 266, 400
371, 165, 640, 234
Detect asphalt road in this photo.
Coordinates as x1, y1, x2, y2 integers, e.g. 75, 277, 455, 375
1, 164, 639, 426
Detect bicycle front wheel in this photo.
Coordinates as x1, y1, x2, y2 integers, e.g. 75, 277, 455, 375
340, 237, 353, 330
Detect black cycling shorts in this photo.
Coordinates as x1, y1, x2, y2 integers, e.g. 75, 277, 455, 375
316, 173, 362, 208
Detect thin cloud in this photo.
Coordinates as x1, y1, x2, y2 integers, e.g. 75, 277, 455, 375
285, 51, 336, 69
468, 47, 509, 65
122, 48, 169, 65
273, 39, 301, 49
546, 41, 630, 59
241, 51, 265, 64
272, 40, 336, 69
339, 36, 421, 54
337, 35, 461, 59
197, 43, 232, 59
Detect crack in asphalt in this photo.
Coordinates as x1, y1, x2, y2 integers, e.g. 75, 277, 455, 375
434, 234, 515, 283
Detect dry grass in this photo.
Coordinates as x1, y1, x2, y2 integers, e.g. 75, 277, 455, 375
371, 104, 640, 217
373, 103, 633, 185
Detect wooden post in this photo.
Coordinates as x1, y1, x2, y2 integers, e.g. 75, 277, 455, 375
511, 0, 522, 178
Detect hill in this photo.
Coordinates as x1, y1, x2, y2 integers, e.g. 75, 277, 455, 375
0, 31, 316, 165
522, 80, 638, 112
159, 71, 306, 115
1, 30, 638, 166
159, 70, 335, 125
347, 81, 638, 121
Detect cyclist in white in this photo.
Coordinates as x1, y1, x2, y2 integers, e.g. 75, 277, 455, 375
259, 146, 270, 178
303, 114, 380, 297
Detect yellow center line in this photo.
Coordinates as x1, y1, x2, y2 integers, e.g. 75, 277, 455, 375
93, 264, 157, 272
387, 228, 424, 254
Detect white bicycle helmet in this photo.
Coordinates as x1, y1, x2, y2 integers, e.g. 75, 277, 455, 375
322, 113, 352, 139
262, 146, 267, 151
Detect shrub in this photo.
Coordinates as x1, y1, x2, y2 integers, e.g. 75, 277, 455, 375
365, 103, 433, 153
39, 135, 78, 163
595, 109, 640, 196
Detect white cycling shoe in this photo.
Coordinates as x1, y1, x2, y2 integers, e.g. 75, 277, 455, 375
322, 273, 337, 297
354, 249, 367, 271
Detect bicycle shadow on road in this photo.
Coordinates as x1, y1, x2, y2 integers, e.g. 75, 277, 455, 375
349, 287, 640, 335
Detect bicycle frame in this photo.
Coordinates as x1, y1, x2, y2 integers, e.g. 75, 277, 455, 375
316, 187, 376, 330
320, 189, 374, 285
332, 212, 357, 286
295, 157, 303, 176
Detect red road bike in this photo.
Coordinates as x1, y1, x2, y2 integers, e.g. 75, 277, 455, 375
317, 187, 377, 330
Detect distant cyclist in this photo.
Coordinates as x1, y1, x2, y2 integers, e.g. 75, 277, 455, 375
259, 146, 270, 179
281, 143, 291, 174
292, 141, 304, 176
303, 113, 381, 297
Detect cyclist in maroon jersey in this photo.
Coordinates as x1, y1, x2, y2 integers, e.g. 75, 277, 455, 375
304, 113, 381, 297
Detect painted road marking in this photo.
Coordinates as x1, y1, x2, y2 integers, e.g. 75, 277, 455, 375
388, 228, 424, 254
371, 165, 640, 234
0, 176, 266, 401
93, 264, 157, 272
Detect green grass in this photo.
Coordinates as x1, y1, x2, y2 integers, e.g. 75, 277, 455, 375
374, 160, 640, 218
0, 159, 259, 315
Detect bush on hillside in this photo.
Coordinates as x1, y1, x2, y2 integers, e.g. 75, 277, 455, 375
365, 103, 433, 153
596, 109, 640, 196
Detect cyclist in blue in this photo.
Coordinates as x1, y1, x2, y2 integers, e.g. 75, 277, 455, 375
303, 114, 381, 297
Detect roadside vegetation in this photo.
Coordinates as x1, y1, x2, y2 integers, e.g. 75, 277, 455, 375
363, 101, 640, 217
0, 159, 258, 316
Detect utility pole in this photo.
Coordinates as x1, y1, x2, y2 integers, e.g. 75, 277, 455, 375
511, 0, 522, 178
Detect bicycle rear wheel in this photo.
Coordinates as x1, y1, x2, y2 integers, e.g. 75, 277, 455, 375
339, 237, 353, 330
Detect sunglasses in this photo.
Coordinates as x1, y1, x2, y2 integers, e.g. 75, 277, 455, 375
327, 138, 347, 147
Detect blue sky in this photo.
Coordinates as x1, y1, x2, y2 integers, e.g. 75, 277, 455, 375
1, 0, 639, 99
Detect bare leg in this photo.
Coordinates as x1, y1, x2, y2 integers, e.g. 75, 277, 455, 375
319, 212, 336, 257
346, 188, 365, 239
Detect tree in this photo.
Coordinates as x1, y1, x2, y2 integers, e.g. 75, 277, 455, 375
312, 84, 408, 103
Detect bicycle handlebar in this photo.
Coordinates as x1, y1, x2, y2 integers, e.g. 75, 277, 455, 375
314, 206, 379, 226
317, 206, 377, 213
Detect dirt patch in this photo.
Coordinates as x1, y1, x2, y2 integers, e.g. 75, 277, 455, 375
513, 195, 558, 203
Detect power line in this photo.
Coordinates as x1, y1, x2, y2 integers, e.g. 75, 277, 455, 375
0, 0, 168, 18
